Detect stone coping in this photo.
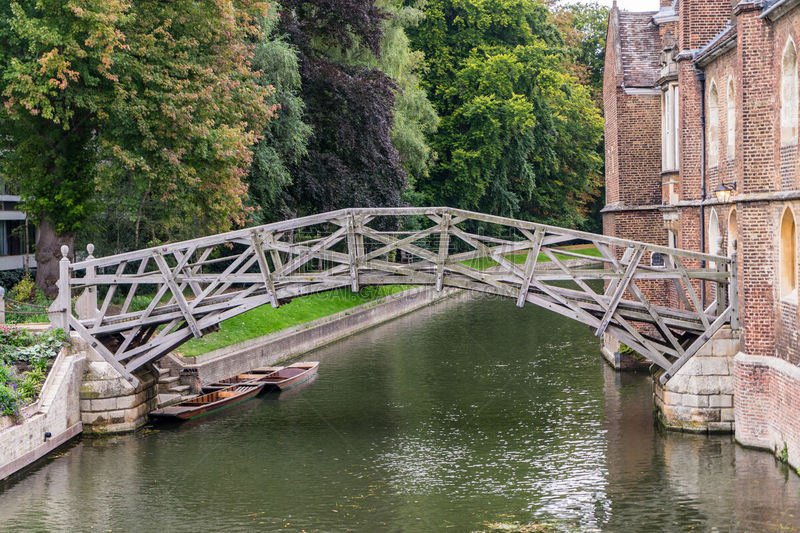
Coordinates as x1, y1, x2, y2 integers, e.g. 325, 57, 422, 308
734, 351, 800, 381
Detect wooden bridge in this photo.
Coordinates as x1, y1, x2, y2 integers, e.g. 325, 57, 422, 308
49, 207, 737, 387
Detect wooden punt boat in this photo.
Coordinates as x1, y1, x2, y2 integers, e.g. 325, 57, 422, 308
149, 382, 265, 421
252, 362, 319, 391
201, 367, 283, 393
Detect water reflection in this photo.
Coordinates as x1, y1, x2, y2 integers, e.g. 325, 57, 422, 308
0, 295, 798, 531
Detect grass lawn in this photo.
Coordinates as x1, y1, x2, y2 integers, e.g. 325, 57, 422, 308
178, 285, 410, 357
461, 244, 601, 270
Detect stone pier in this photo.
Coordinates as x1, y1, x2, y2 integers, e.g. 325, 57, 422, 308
653, 327, 740, 433
77, 340, 158, 434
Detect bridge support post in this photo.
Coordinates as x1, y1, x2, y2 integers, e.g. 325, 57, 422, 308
47, 245, 71, 332
652, 326, 739, 433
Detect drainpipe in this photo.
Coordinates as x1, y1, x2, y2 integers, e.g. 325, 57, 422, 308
696, 66, 707, 308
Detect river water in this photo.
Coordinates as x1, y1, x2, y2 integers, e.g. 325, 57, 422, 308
1, 295, 800, 532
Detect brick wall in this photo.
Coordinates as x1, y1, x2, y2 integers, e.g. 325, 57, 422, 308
618, 93, 662, 206
735, 353, 800, 469
604, 10, 622, 206
680, 0, 732, 51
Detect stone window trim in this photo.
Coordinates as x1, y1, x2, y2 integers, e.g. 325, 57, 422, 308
781, 38, 799, 147
779, 206, 798, 303
709, 208, 722, 269
662, 82, 680, 172
727, 208, 738, 258
726, 76, 735, 160
708, 80, 720, 169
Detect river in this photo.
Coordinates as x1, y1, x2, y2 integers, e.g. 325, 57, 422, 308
1, 294, 799, 531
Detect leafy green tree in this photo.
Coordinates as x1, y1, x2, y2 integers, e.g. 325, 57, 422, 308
246, 6, 311, 224
0, 0, 130, 293
0, 0, 274, 292
408, 0, 603, 229
551, 1, 609, 103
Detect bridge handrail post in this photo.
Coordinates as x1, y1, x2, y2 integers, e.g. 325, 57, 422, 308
729, 251, 739, 329
76, 244, 98, 320
47, 245, 71, 333
715, 257, 727, 315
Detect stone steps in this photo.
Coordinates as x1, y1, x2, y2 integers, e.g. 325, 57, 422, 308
154, 366, 196, 408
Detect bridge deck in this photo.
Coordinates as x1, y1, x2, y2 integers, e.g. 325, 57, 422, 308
49, 208, 737, 387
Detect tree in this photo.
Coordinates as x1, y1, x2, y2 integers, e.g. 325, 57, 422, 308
246, 6, 311, 224
278, 0, 409, 216
0, 0, 274, 293
551, 2, 609, 103
348, 0, 439, 201
0, 0, 130, 294
407, 0, 603, 229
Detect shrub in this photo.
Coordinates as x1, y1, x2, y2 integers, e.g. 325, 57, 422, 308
0, 269, 29, 291
9, 275, 36, 303
0, 383, 20, 417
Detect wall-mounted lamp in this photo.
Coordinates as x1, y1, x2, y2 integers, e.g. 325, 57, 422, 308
714, 182, 737, 202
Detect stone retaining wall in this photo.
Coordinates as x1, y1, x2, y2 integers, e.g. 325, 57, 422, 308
0, 339, 86, 481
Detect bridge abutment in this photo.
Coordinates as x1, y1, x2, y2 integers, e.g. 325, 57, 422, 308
78, 340, 158, 434
652, 327, 739, 433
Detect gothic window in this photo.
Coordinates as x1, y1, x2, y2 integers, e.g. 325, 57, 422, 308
782, 39, 798, 146
727, 77, 735, 159
709, 208, 721, 268
708, 81, 720, 168
780, 207, 797, 300
727, 209, 738, 258
661, 83, 679, 171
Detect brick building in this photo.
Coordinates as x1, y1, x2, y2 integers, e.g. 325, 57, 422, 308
604, 0, 800, 467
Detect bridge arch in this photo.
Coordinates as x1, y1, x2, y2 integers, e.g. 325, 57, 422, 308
50, 208, 736, 387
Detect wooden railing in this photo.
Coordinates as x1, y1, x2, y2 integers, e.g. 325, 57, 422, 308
49, 207, 737, 387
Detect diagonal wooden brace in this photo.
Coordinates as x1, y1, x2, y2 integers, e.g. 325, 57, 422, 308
251, 230, 279, 308
154, 252, 202, 338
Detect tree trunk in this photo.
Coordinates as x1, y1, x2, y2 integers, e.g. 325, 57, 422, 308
35, 218, 75, 299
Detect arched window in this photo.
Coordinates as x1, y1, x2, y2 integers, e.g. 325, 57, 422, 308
709, 81, 720, 168
727, 77, 735, 159
727, 209, 738, 258
709, 208, 721, 268
782, 39, 798, 146
780, 208, 797, 300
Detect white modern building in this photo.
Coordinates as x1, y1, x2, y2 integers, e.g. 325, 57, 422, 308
0, 179, 36, 271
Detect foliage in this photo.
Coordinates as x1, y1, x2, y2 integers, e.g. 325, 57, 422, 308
407, 0, 604, 229
8, 274, 35, 302
0, 326, 68, 365
1, 0, 276, 268
246, 5, 312, 224
348, 0, 439, 193
0, 327, 67, 417
550, 2, 609, 103
0, 0, 128, 234
0, 269, 29, 292
278, 0, 408, 216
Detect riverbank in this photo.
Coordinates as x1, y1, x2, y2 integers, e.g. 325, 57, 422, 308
163, 286, 463, 385
178, 285, 411, 357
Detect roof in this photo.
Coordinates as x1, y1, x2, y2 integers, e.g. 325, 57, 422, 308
694, 23, 737, 67
617, 11, 661, 88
